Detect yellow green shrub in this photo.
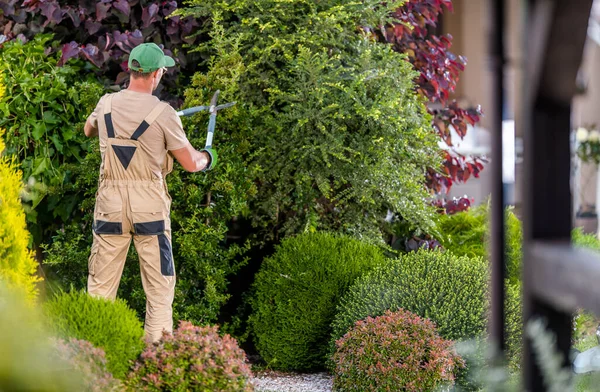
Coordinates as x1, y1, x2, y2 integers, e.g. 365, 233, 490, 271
0, 78, 41, 300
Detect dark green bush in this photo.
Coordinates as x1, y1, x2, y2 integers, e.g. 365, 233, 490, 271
44, 291, 145, 379
329, 250, 521, 366
249, 232, 387, 370
126, 321, 253, 392
332, 309, 463, 392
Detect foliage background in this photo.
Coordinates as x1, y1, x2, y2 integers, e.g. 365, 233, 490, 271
0, 34, 103, 243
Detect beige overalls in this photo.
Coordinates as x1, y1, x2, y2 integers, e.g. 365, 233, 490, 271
88, 94, 175, 342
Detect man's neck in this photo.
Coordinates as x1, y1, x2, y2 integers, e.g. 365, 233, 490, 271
127, 80, 154, 94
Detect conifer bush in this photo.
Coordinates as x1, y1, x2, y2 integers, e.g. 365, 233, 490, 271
126, 321, 253, 392
0, 87, 41, 301
332, 309, 463, 392
44, 291, 145, 379
249, 232, 387, 370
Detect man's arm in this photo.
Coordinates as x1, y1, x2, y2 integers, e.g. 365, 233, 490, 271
84, 116, 98, 138
171, 143, 211, 172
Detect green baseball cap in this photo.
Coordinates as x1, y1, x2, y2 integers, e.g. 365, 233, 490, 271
128, 43, 175, 73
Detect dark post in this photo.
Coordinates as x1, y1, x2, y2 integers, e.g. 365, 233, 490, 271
521, 0, 594, 389
489, 0, 507, 360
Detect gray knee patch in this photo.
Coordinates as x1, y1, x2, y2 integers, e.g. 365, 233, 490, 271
158, 234, 174, 276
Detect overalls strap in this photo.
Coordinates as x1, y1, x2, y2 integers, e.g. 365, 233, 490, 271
130, 102, 169, 141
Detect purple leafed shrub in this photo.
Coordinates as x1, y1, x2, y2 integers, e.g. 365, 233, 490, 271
126, 321, 254, 391
381, 1, 486, 193
0, 0, 203, 103
332, 309, 464, 392
53, 337, 121, 391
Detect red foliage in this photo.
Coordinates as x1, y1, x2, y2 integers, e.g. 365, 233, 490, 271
384, 0, 485, 193
126, 321, 253, 391
53, 337, 121, 392
332, 309, 464, 392
432, 195, 473, 215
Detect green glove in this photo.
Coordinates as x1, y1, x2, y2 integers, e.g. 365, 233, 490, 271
201, 147, 218, 171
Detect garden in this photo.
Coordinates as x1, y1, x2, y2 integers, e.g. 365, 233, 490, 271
0, 0, 599, 391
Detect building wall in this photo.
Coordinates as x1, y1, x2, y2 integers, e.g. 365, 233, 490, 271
441, 0, 525, 208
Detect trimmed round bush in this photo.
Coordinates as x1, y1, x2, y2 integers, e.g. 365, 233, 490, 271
54, 338, 121, 392
332, 309, 463, 392
249, 232, 387, 370
126, 321, 253, 392
330, 250, 522, 366
44, 291, 145, 379
331, 250, 488, 345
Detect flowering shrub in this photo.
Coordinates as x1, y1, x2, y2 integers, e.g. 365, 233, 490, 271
126, 321, 253, 392
576, 126, 600, 164
53, 338, 121, 392
332, 309, 464, 392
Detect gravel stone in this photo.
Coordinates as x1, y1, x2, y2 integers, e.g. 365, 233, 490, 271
252, 371, 333, 392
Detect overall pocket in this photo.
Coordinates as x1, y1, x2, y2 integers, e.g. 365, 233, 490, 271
131, 199, 167, 235
93, 191, 123, 235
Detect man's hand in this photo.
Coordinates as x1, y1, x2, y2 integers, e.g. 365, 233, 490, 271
84, 116, 98, 138
171, 143, 212, 172
200, 147, 218, 171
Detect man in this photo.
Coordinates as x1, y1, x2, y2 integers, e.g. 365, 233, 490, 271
83, 43, 216, 342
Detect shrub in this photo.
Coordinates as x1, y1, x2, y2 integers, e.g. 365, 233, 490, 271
44, 139, 254, 326
126, 321, 253, 392
330, 250, 521, 366
0, 0, 203, 104
0, 282, 81, 391
249, 232, 388, 370
180, 0, 441, 242
0, 34, 104, 243
384, 1, 484, 193
437, 203, 600, 285
0, 124, 41, 302
436, 202, 523, 285
53, 338, 121, 392
572, 227, 600, 251
332, 309, 464, 392
44, 290, 145, 379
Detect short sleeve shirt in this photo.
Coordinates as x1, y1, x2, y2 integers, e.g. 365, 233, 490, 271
87, 90, 189, 178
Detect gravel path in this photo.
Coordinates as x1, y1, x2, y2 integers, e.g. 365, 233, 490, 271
252, 371, 333, 392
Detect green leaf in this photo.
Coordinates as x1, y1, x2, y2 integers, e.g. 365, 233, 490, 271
51, 134, 64, 153
31, 122, 45, 141
32, 156, 50, 176
42, 111, 59, 124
